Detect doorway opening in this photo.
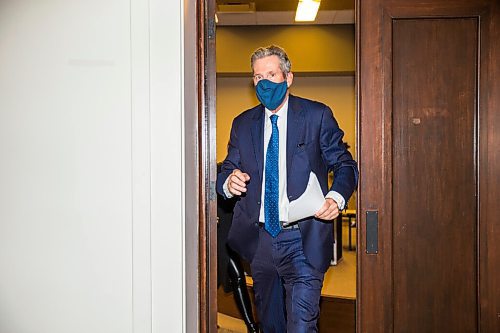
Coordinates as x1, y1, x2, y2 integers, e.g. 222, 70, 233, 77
211, 1, 358, 332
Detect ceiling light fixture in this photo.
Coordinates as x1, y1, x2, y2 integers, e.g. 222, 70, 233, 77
295, 0, 321, 22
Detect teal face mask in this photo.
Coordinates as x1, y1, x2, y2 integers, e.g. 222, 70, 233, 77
255, 79, 288, 110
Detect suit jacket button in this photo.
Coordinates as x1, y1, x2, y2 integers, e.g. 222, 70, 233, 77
288, 195, 293, 199
257, 201, 261, 205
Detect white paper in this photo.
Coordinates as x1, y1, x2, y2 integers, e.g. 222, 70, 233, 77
288, 172, 325, 222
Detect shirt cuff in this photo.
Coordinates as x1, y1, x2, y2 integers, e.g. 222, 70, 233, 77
325, 191, 346, 210
222, 176, 234, 199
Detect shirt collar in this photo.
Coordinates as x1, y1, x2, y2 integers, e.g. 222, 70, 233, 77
264, 96, 289, 120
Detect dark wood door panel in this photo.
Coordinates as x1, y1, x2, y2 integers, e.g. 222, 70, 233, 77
358, 1, 500, 332
392, 18, 477, 332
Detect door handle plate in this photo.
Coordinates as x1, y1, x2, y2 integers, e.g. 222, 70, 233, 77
366, 210, 378, 254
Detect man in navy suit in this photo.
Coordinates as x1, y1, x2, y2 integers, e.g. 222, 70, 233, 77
216, 45, 358, 333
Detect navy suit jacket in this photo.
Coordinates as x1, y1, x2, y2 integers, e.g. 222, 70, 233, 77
216, 95, 358, 273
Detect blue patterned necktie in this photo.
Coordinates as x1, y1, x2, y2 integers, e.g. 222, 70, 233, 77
264, 114, 281, 237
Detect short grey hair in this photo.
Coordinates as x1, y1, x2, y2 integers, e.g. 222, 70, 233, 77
250, 45, 292, 75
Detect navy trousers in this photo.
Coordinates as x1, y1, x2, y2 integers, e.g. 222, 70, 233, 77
250, 227, 325, 333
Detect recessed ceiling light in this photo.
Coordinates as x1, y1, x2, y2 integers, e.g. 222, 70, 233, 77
295, 0, 321, 22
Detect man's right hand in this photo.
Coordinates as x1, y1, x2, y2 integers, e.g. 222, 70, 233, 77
227, 169, 250, 196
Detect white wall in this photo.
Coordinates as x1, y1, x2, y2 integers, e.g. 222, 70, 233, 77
0, 0, 192, 332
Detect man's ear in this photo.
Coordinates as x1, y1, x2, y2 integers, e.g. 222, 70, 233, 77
286, 72, 294, 88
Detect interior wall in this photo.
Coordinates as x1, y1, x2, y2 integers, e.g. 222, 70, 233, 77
216, 25, 355, 73
0, 0, 190, 332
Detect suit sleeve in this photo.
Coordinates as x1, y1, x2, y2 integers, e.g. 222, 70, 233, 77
216, 118, 241, 198
319, 105, 359, 202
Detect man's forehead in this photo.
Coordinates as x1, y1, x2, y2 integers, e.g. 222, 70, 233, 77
253, 55, 281, 72
255, 55, 280, 64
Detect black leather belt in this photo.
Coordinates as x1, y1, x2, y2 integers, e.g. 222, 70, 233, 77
258, 222, 299, 230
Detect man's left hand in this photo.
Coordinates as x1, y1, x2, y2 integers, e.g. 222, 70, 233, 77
314, 198, 339, 220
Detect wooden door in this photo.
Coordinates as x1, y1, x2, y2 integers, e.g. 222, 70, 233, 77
357, 1, 500, 332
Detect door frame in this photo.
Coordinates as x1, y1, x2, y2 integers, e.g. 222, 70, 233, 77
197, 0, 217, 333
198, 0, 218, 331
198, 0, 364, 332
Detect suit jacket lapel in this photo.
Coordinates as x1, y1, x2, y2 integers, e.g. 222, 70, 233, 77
251, 105, 264, 185
287, 95, 306, 185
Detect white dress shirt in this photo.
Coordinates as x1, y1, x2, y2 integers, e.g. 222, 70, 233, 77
258, 99, 289, 223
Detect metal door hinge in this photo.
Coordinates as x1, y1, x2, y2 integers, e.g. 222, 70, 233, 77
208, 18, 215, 40
209, 180, 217, 201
